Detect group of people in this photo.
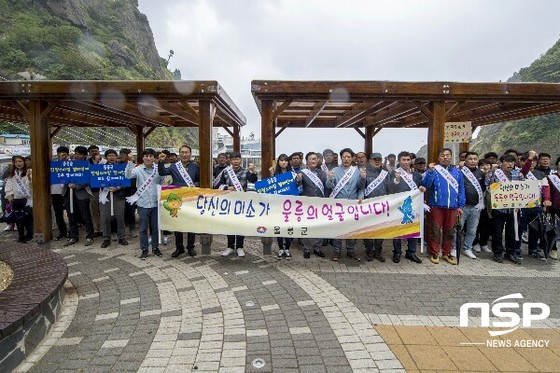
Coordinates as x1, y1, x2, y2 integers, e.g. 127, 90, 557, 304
1, 144, 558, 265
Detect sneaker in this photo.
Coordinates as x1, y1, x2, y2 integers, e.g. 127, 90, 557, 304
237, 248, 245, 257
303, 251, 311, 259
550, 250, 558, 260
480, 245, 492, 253
101, 239, 111, 248
346, 253, 361, 261
464, 250, 477, 259
505, 254, 521, 265
163, 236, 169, 245
3, 224, 15, 231
429, 254, 440, 264
221, 247, 234, 257
332, 252, 341, 261
85, 238, 94, 246
153, 249, 163, 257
64, 238, 78, 246
442, 255, 457, 265
284, 250, 292, 260
450, 249, 457, 257
472, 244, 481, 253
493, 253, 503, 263
531, 252, 546, 261
277, 249, 285, 260
140, 251, 148, 260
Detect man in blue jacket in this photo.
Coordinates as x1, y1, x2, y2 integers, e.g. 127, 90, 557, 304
422, 148, 465, 265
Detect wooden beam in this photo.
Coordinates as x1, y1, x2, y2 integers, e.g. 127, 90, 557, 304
135, 125, 145, 163
12, 100, 29, 118
198, 100, 214, 188
365, 126, 374, 156
261, 100, 274, 177
50, 126, 62, 138
335, 101, 394, 128
304, 101, 328, 128
144, 126, 157, 138
275, 124, 289, 138
157, 101, 199, 125
273, 100, 292, 120
354, 126, 366, 139
233, 126, 240, 153
445, 101, 464, 117
413, 101, 434, 120
28, 100, 52, 243
427, 102, 446, 164
221, 125, 234, 137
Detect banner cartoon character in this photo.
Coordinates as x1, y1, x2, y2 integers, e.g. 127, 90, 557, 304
163, 193, 182, 218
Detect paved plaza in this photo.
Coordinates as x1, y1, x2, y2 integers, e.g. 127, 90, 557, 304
4, 229, 560, 372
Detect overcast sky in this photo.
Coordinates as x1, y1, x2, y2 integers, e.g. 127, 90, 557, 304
137, 0, 560, 157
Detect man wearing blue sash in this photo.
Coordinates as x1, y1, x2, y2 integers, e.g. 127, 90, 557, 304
363, 152, 391, 262
422, 148, 465, 265
326, 148, 365, 261
158, 144, 200, 258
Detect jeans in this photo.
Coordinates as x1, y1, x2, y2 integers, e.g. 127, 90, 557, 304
333, 239, 355, 254
138, 206, 159, 252
461, 205, 481, 251
392, 238, 417, 256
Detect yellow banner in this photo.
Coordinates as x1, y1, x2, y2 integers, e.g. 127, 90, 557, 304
160, 187, 424, 239
490, 180, 541, 209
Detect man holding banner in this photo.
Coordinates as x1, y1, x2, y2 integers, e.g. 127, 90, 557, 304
218, 151, 258, 258
485, 154, 524, 264
158, 145, 200, 258
297, 151, 328, 259
422, 148, 465, 265
98, 149, 128, 249
326, 148, 365, 261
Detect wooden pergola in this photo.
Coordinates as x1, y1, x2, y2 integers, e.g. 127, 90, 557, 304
252, 80, 560, 177
0, 80, 246, 245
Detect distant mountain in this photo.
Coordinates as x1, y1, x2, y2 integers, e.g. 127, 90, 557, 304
470, 39, 560, 158
0, 0, 196, 148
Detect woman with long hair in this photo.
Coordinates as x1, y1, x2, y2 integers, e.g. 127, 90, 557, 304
5, 155, 33, 242
271, 154, 294, 259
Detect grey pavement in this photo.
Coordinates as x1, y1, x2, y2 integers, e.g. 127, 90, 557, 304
3, 229, 558, 372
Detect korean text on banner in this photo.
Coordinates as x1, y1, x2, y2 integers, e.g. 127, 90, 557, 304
50, 160, 90, 184
490, 180, 541, 209
160, 187, 423, 239
255, 171, 299, 195
90, 163, 129, 188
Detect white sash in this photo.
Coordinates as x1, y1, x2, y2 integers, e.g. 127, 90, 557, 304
225, 166, 243, 191
99, 188, 110, 204
525, 171, 537, 180
365, 169, 388, 196
461, 166, 484, 210
301, 169, 324, 196
549, 174, 560, 192
330, 166, 356, 198
213, 169, 225, 188
494, 168, 509, 182
14, 174, 32, 207
126, 167, 158, 205
396, 167, 418, 191
434, 165, 459, 193
175, 161, 195, 187
320, 164, 328, 172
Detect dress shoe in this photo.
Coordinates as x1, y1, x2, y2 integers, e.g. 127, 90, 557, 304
85, 238, 94, 246
171, 249, 185, 258
332, 252, 341, 261
505, 254, 521, 265
392, 254, 401, 263
64, 238, 78, 247
101, 240, 111, 248
346, 253, 361, 261
188, 248, 197, 257
405, 253, 422, 263
373, 254, 386, 262
313, 249, 325, 257
366, 254, 374, 262
303, 251, 311, 259
118, 239, 129, 246
153, 249, 163, 257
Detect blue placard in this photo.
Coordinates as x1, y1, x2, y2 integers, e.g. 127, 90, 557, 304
50, 160, 90, 184
255, 171, 299, 195
90, 163, 128, 188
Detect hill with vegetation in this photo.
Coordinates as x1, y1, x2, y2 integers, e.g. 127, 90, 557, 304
470, 39, 560, 158
0, 0, 196, 149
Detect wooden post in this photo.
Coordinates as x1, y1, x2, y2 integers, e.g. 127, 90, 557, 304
427, 102, 446, 163
28, 100, 53, 244
365, 126, 374, 156
198, 100, 214, 254
459, 142, 470, 153
260, 100, 274, 255
233, 125, 240, 153
135, 125, 145, 163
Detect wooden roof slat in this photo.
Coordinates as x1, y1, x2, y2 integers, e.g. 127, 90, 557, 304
304, 101, 328, 128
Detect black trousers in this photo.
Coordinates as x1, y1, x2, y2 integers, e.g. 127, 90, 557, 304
13, 198, 33, 240
51, 194, 67, 237
65, 195, 94, 240
175, 231, 196, 250
227, 235, 245, 249
364, 239, 383, 255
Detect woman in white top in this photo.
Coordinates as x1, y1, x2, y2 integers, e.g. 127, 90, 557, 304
5, 155, 33, 243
